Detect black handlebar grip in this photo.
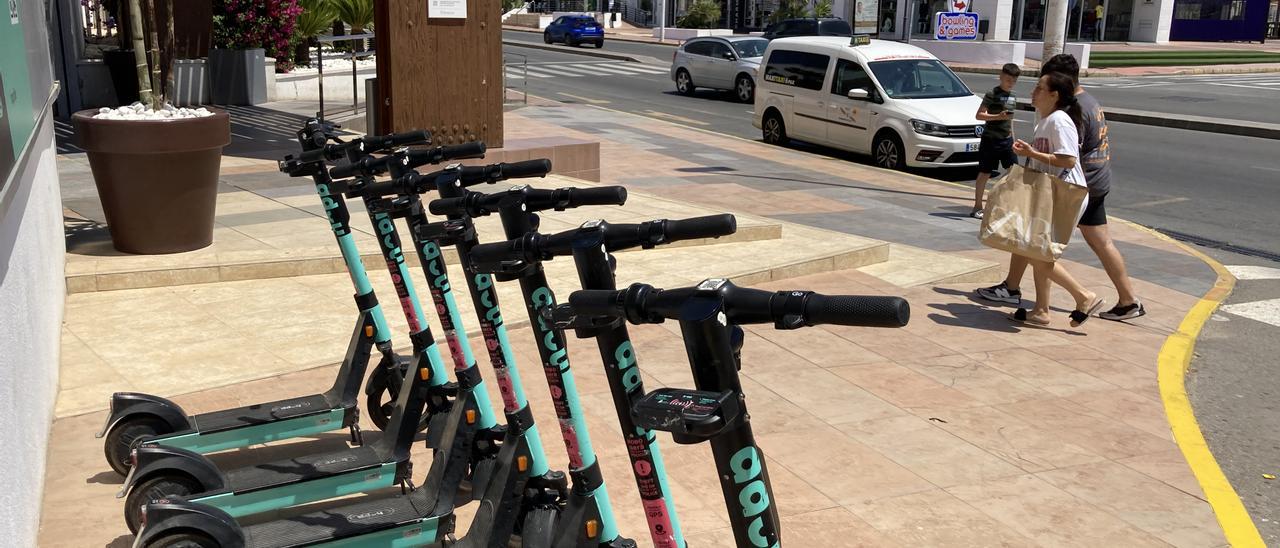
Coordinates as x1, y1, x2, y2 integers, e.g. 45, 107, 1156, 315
804, 295, 910, 328
501, 159, 552, 180
567, 289, 623, 317
330, 155, 393, 179
567, 186, 628, 207
365, 130, 430, 151
664, 214, 737, 242
469, 239, 523, 267
440, 142, 486, 161
428, 197, 466, 216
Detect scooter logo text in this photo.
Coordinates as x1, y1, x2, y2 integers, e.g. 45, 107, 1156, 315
730, 445, 777, 548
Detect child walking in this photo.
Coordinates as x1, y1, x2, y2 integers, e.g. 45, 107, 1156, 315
971, 63, 1021, 219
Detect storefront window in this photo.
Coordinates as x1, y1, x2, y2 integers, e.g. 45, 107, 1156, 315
1174, 0, 1248, 19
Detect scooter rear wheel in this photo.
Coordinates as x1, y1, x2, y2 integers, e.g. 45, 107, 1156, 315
103, 416, 170, 476
125, 474, 202, 534
365, 368, 433, 433
144, 532, 219, 548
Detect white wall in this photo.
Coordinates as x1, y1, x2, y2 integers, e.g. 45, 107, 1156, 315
1129, 0, 1174, 42
0, 116, 64, 548
912, 39, 1028, 64
970, 0, 1015, 40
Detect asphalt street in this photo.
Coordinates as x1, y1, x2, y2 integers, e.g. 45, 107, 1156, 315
504, 29, 1280, 124
502, 33, 1280, 533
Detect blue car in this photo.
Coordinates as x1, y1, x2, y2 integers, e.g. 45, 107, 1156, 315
543, 15, 605, 48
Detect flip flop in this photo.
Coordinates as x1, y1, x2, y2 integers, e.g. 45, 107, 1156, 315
1011, 308, 1050, 327
1070, 297, 1106, 327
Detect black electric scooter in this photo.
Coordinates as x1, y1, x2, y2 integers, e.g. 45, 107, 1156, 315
560, 280, 911, 548
431, 185, 640, 548
96, 126, 429, 476
469, 214, 739, 548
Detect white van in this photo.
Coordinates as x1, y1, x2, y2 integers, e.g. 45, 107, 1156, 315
753, 37, 984, 170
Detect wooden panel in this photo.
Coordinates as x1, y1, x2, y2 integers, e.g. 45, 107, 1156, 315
376, 0, 503, 147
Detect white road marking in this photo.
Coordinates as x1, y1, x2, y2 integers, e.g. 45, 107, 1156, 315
1221, 298, 1280, 328
1252, 165, 1280, 172
1226, 265, 1280, 280
1127, 196, 1190, 208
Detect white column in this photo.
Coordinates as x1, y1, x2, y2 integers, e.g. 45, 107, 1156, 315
1042, 0, 1069, 59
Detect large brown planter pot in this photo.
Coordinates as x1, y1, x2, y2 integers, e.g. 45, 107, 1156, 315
72, 108, 230, 254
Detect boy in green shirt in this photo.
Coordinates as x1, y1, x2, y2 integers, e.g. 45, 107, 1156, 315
970, 63, 1021, 219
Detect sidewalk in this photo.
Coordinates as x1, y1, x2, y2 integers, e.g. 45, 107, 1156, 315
40, 100, 1230, 546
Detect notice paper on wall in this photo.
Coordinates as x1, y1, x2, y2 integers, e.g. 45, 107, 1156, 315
429, 0, 467, 18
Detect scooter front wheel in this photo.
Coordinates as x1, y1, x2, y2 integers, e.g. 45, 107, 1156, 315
364, 369, 432, 432
103, 416, 170, 476
144, 532, 220, 548
125, 474, 202, 533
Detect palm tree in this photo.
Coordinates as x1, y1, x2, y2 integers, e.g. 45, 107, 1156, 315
295, 0, 337, 67
332, 0, 374, 35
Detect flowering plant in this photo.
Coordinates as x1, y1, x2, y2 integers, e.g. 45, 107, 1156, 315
212, 0, 304, 72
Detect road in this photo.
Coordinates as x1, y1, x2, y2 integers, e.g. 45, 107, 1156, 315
502, 35, 1280, 258
500, 34, 1280, 534
503, 29, 1280, 125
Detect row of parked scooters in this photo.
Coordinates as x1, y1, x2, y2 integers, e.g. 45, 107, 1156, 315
97, 119, 911, 548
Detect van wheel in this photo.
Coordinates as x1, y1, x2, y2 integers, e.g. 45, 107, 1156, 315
762, 112, 787, 145
675, 69, 695, 96
735, 75, 755, 103
874, 132, 906, 170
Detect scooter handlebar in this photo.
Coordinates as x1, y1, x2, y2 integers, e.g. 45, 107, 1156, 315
662, 214, 736, 243
362, 130, 432, 152
567, 281, 910, 329
406, 142, 486, 169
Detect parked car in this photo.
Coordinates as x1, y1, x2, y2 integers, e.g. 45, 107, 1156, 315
671, 36, 769, 102
761, 18, 853, 40
753, 37, 982, 170
544, 15, 605, 48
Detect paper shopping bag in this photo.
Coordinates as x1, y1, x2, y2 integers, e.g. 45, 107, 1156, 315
978, 164, 1088, 262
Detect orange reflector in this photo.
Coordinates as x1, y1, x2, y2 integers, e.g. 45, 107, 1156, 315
364, 325, 374, 337
586, 519, 599, 539
419, 368, 430, 381
466, 409, 476, 424
517, 455, 529, 473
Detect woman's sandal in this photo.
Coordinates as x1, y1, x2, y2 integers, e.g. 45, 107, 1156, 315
1012, 308, 1051, 327
1069, 297, 1107, 327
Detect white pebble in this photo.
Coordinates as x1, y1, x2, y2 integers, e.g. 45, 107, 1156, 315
93, 102, 216, 120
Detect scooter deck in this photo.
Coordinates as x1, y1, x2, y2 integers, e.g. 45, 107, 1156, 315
190, 394, 334, 434
224, 446, 383, 491
241, 491, 432, 547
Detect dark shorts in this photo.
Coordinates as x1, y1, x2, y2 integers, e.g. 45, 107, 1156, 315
977, 136, 1015, 173
1078, 192, 1108, 226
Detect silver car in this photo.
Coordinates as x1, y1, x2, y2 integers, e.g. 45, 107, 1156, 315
670, 36, 769, 103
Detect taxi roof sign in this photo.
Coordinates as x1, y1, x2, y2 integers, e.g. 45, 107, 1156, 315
850, 34, 871, 46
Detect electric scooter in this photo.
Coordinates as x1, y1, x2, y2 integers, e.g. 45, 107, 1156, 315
95, 126, 429, 476
469, 214, 739, 548
118, 141, 483, 535
430, 185, 639, 548
560, 280, 911, 548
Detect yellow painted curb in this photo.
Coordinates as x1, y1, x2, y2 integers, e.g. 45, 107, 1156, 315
1125, 221, 1264, 547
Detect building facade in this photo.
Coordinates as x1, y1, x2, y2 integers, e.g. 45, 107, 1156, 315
833, 0, 1270, 42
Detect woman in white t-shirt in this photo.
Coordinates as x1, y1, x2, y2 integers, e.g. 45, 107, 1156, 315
1008, 72, 1105, 327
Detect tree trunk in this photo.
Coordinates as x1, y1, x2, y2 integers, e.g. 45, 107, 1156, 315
126, 0, 153, 106
1042, 0, 1069, 61
164, 0, 176, 106
144, 0, 163, 109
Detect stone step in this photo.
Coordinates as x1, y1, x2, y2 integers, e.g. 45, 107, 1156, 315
856, 244, 1003, 287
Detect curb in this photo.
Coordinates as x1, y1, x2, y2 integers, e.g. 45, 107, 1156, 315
1128, 221, 1266, 548
502, 39, 641, 62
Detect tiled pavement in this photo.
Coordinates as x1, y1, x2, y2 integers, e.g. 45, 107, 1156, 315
40, 102, 1228, 546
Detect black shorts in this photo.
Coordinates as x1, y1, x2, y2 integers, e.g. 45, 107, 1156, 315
977, 136, 1015, 173
1078, 192, 1108, 226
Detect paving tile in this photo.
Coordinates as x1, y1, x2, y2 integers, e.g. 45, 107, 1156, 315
684, 506, 899, 547
964, 347, 1120, 397
1117, 449, 1208, 500
1037, 461, 1223, 548
894, 354, 1049, 407
840, 415, 1024, 488
946, 474, 1171, 547
994, 398, 1177, 460
914, 405, 1106, 473
846, 488, 1035, 547
759, 424, 934, 506
747, 367, 908, 427
829, 361, 983, 411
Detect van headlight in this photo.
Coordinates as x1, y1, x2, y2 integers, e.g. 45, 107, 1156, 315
910, 119, 950, 137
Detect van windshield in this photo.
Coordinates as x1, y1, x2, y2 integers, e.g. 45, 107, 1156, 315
868, 59, 972, 99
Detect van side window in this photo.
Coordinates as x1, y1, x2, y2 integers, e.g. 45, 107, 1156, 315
831, 60, 873, 97
762, 50, 830, 91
